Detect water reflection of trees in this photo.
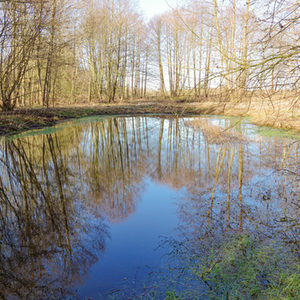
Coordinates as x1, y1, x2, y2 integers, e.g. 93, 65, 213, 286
0, 135, 109, 298
133, 117, 299, 248
81, 118, 150, 222
0, 117, 156, 298
164, 118, 300, 249
0, 116, 299, 297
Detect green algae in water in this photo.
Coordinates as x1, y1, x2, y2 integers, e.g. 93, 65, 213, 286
7, 126, 62, 140
256, 126, 299, 139
6, 115, 108, 140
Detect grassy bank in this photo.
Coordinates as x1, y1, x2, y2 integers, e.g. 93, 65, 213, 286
0, 100, 299, 137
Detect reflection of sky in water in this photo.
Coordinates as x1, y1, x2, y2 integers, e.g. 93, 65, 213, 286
79, 177, 181, 298
0, 116, 298, 299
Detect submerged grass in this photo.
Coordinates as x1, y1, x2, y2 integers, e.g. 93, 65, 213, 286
114, 234, 299, 300
193, 235, 300, 299
255, 126, 300, 139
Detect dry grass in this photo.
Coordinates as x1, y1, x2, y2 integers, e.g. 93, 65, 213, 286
0, 99, 299, 137
187, 98, 300, 133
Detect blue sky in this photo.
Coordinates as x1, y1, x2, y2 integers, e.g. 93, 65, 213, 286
139, 0, 171, 20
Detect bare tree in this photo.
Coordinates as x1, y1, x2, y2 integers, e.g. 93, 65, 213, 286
0, 0, 46, 111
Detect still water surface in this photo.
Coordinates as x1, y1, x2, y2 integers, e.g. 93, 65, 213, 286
0, 116, 299, 299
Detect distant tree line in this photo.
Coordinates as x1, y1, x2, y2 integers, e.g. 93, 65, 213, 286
0, 0, 299, 111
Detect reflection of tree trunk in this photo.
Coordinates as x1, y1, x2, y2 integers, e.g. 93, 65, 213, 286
292, 143, 298, 198
174, 119, 180, 176
198, 128, 201, 177
280, 143, 288, 215
114, 119, 124, 181
206, 143, 210, 178
238, 145, 243, 229
145, 118, 150, 156
41, 136, 63, 236
18, 151, 35, 272
226, 146, 235, 231
157, 119, 165, 179
47, 135, 71, 254
122, 119, 130, 172
206, 146, 226, 235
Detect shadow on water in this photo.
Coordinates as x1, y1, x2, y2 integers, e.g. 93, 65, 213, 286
0, 116, 299, 299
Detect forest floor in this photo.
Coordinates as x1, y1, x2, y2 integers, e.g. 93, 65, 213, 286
0, 100, 299, 137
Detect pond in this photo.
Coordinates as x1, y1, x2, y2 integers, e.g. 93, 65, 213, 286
0, 116, 299, 299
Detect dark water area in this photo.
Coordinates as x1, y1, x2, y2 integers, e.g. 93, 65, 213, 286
0, 116, 299, 299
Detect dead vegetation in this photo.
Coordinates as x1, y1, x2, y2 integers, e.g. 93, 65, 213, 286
0, 99, 299, 137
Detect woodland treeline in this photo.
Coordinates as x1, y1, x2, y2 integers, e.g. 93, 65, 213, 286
0, 0, 299, 111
